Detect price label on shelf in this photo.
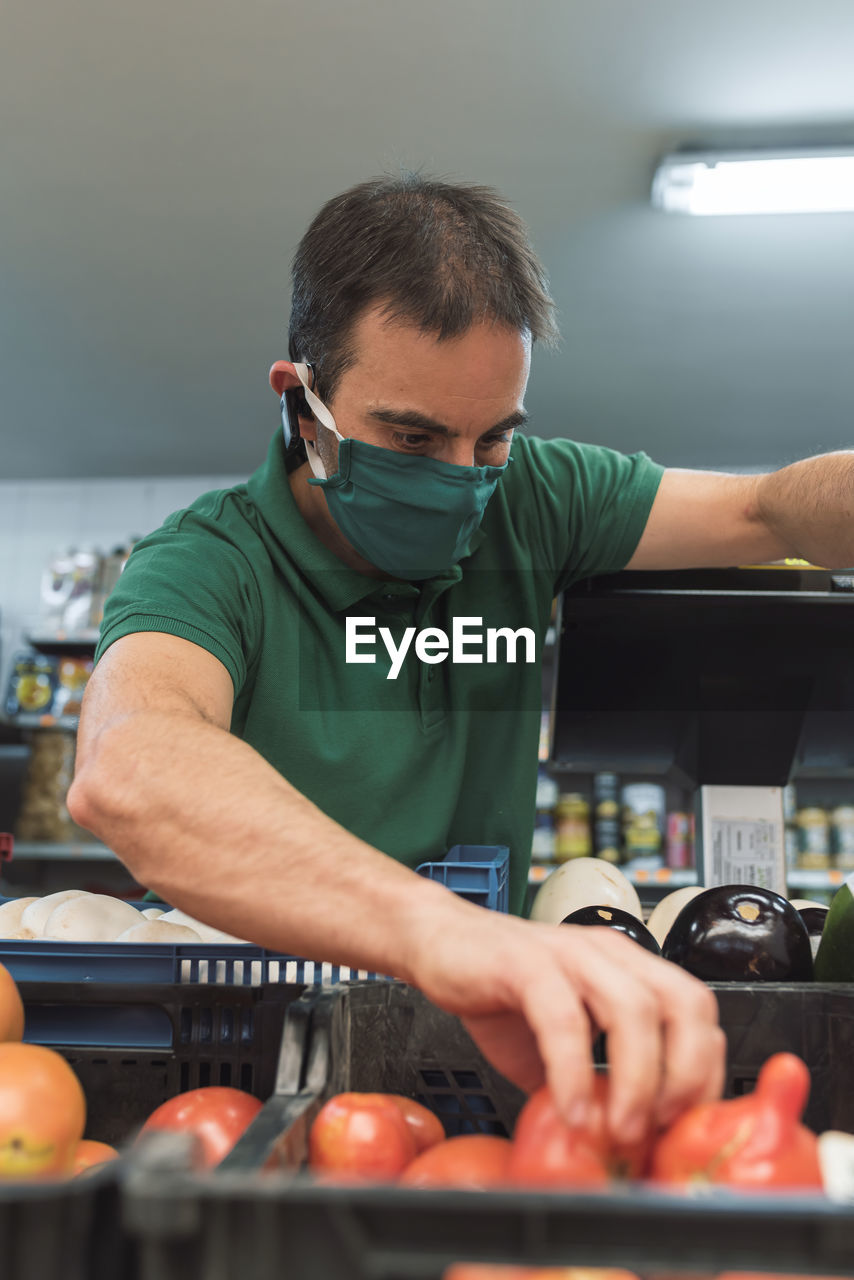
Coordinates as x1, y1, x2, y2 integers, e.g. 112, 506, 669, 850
699, 786, 787, 897
710, 818, 780, 889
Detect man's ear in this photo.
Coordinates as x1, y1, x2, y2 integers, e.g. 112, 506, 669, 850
268, 361, 317, 440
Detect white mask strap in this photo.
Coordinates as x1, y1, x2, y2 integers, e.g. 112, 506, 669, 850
292, 363, 344, 482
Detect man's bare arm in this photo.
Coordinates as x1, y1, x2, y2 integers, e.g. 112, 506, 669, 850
626, 452, 854, 572
69, 632, 457, 976
69, 631, 725, 1140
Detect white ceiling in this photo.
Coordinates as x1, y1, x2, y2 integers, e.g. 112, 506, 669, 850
3, 0, 854, 478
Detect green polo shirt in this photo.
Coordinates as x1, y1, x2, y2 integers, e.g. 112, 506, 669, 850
96, 432, 663, 913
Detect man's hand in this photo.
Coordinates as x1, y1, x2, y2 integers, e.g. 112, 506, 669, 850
407, 903, 726, 1143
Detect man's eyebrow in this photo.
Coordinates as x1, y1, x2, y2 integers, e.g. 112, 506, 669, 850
367, 407, 528, 436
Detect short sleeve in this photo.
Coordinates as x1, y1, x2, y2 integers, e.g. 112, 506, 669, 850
95, 503, 263, 696
502, 435, 664, 593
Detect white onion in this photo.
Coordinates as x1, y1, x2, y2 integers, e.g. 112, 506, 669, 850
530, 858, 642, 924
21, 890, 90, 938
43, 894, 143, 942
116, 920, 203, 943
647, 886, 706, 948
0, 897, 39, 939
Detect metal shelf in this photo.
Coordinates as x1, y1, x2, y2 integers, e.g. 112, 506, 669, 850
528, 864, 695, 888
11, 842, 117, 862
2, 713, 80, 731
788, 868, 847, 892
26, 631, 99, 654
529, 863, 845, 894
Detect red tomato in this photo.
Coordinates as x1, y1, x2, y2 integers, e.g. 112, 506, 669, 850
444, 1268, 641, 1280
138, 1086, 262, 1169
388, 1095, 445, 1154
0, 964, 24, 1044
0, 1043, 86, 1179
508, 1086, 610, 1189
399, 1134, 512, 1189
73, 1139, 120, 1176
652, 1053, 822, 1192
583, 1074, 653, 1179
309, 1092, 416, 1182
444, 1270, 555, 1280
718, 1274, 840, 1280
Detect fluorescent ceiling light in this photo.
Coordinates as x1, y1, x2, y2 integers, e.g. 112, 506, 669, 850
652, 148, 854, 215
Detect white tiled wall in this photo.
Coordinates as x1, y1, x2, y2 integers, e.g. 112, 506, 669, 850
0, 474, 245, 692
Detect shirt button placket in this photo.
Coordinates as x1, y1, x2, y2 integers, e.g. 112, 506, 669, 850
416, 592, 446, 729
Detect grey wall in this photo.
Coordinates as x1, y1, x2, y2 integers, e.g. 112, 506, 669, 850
3, 0, 854, 479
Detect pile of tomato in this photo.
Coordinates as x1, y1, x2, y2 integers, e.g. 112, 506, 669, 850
308, 1051, 823, 1193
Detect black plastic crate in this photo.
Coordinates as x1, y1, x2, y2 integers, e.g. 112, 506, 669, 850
0, 1169, 123, 1280
0, 980, 304, 1280
714, 982, 854, 1134
121, 979, 854, 1280
19, 980, 304, 1145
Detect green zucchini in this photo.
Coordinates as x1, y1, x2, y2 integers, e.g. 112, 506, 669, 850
814, 875, 854, 982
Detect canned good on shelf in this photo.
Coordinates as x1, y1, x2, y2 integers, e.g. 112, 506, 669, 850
554, 792, 591, 862
796, 806, 832, 869
665, 810, 693, 870
832, 805, 854, 869
621, 782, 665, 861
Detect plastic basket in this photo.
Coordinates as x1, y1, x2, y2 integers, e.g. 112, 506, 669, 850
0, 979, 304, 1280
120, 979, 854, 1280
0, 937, 381, 987
0, 897, 378, 986
0, 849, 508, 988
0, 1166, 123, 1280
18, 979, 304, 1143
416, 844, 509, 912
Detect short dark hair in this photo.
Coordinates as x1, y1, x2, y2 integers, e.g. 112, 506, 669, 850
288, 172, 560, 403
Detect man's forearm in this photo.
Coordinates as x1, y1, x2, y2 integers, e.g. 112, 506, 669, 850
67, 709, 469, 980
756, 451, 854, 568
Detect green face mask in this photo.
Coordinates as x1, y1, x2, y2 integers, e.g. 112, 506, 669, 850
292, 364, 512, 581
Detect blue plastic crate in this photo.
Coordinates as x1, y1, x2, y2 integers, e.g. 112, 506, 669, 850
0, 936, 383, 987
0, 898, 382, 986
0, 847, 508, 987
415, 843, 509, 912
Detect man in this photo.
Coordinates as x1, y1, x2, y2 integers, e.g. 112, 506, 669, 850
69, 174, 853, 1144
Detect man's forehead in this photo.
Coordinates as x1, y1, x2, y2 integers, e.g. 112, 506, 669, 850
343, 306, 531, 395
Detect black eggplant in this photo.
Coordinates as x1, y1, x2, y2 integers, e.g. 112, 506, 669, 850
797, 905, 829, 935
561, 904, 661, 955
796, 905, 829, 960
662, 884, 813, 982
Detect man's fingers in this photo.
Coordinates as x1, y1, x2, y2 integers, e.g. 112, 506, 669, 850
564, 933, 665, 1140
552, 926, 725, 1140
516, 969, 595, 1125
648, 970, 727, 1127
460, 1010, 547, 1097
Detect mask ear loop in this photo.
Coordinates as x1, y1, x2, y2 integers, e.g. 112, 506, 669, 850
290, 364, 345, 482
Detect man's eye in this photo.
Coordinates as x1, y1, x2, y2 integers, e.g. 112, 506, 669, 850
480, 434, 511, 450
392, 432, 431, 449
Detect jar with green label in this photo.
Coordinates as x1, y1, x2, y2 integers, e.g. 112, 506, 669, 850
555, 793, 592, 862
